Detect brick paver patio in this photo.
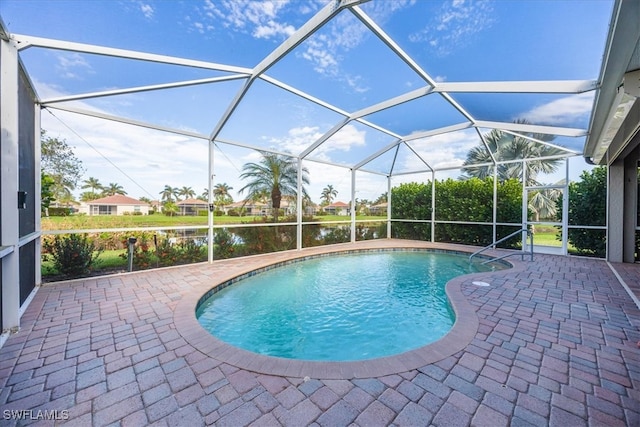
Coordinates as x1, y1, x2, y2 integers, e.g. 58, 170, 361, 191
0, 240, 639, 426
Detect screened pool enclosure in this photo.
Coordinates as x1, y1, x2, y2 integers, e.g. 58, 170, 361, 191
1, 0, 640, 333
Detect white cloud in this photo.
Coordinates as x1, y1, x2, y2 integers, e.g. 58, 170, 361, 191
253, 20, 295, 39
55, 52, 93, 79
200, 0, 295, 40
296, 1, 415, 93
140, 3, 154, 19
521, 92, 594, 126
268, 126, 324, 155
399, 128, 480, 172
38, 81, 210, 200
310, 124, 367, 161
301, 39, 339, 75
409, 0, 495, 56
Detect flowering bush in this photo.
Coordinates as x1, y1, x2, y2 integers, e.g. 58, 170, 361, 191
43, 234, 101, 278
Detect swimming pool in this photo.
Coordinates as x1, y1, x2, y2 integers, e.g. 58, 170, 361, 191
196, 250, 498, 361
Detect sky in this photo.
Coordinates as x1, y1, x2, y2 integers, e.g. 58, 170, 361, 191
0, 0, 613, 204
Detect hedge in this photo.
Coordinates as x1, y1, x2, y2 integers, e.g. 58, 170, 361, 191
391, 177, 523, 247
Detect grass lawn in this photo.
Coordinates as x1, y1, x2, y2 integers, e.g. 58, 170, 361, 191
531, 231, 562, 247
41, 214, 386, 231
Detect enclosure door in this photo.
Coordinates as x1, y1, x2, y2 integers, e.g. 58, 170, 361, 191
525, 183, 567, 255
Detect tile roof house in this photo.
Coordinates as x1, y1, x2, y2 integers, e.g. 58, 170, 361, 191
78, 195, 150, 216
224, 200, 268, 216
369, 202, 387, 216
176, 198, 208, 216
323, 201, 350, 216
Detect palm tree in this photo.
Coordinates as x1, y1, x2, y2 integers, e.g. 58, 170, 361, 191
163, 201, 178, 217
213, 183, 233, 199
103, 182, 127, 196
213, 183, 234, 210
239, 152, 310, 221
529, 186, 562, 221
461, 124, 565, 186
81, 177, 103, 197
462, 123, 566, 224
159, 185, 178, 203
320, 184, 338, 206
178, 186, 195, 201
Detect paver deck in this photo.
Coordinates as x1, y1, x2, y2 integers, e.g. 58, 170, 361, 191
1, 240, 639, 426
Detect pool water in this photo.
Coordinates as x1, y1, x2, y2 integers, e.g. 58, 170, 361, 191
196, 251, 495, 361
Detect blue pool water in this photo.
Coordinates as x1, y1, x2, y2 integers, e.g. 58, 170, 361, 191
196, 251, 496, 361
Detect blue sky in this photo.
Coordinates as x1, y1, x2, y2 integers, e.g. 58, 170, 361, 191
0, 0, 613, 203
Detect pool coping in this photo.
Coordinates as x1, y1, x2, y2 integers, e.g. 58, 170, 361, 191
174, 240, 527, 379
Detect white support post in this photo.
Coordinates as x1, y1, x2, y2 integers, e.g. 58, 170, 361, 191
386, 176, 391, 238
521, 160, 528, 250
431, 171, 436, 242
493, 165, 498, 244
350, 169, 356, 243
608, 163, 624, 262
562, 158, 569, 255
297, 158, 303, 250
1, 37, 20, 331
35, 104, 42, 285
207, 141, 214, 263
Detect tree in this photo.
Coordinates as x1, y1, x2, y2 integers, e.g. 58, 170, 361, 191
320, 184, 338, 206
81, 177, 103, 197
529, 187, 562, 221
462, 124, 566, 225
239, 152, 309, 221
138, 196, 152, 204
41, 130, 84, 204
163, 201, 178, 217
213, 183, 234, 210
213, 183, 233, 198
79, 191, 101, 202
102, 182, 127, 196
462, 124, 564, 185
178, 186, 195, 200
159, 185, 178, 203
355, 198, 370, 215
41, 172, 56, 215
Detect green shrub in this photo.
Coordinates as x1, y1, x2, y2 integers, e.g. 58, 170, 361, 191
43, 234, 101, 278
48, 207, 72, 216
122, 235, 156, 270
390, 182, 432, 240
391, 177, 522, 247
176, 239, 207, 263
214, 229, 236, 259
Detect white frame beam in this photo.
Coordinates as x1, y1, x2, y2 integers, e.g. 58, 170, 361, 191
41, 74, 250, 105
1, 37, 20, 332
434, 80, 598, 94
475, 120, 587, 138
